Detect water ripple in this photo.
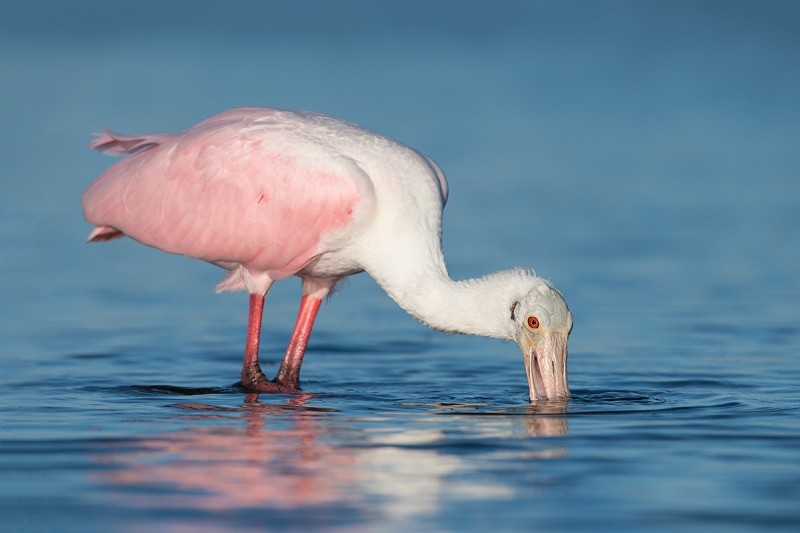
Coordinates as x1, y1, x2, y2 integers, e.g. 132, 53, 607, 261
84, 384, 236, 396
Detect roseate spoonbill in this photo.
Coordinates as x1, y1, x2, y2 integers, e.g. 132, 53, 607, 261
82, 107, 573, 401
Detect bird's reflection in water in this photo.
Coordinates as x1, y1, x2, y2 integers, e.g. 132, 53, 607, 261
96, 395, 569, 526
424, 399, 569, 438
100, 394, 360, 511
524, 400, 569, 438
521, 401, 569, 459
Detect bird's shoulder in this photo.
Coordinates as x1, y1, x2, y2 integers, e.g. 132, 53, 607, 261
165, 108, 371, 191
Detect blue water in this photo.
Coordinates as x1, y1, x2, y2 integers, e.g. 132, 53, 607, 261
2, 2, 800, 532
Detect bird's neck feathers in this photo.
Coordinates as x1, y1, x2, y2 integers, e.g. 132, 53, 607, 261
376, 266, 545, 341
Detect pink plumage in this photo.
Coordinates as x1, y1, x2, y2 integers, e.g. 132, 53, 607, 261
83, 108, 360, 291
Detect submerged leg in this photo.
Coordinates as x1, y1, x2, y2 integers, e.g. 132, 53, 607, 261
274, 278, 338, 388
241, 294, 297, 394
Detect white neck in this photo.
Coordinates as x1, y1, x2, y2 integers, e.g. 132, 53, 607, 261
366, 255, 540, 342
349, 165, 542, 342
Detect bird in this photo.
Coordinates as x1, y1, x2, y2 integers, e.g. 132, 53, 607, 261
82, 107, 573, 401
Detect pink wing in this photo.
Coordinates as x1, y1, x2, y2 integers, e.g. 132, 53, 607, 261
82, 109, 360, 289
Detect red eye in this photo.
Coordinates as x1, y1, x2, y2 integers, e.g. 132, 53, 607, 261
527, 316, 539, 329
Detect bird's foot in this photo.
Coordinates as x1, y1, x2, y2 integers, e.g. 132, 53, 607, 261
273, 371, 300, 390
243, 379, 299, 394
241, 364, 299, 394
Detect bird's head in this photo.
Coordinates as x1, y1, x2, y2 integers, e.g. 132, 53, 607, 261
511, 281, 572, 401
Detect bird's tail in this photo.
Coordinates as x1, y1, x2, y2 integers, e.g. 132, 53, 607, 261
88, 126, 165, 156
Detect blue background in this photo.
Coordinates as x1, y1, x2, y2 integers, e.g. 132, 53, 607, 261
2, 2, 799, 532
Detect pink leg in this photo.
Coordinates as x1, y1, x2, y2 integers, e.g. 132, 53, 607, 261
241, 294, 298, 394
274, 295, 323, 388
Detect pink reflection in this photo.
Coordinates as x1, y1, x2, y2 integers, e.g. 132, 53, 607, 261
98, 396, 362, 511
95, 394, 570, 526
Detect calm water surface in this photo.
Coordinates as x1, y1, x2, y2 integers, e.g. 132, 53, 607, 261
2, 2, 800, 532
